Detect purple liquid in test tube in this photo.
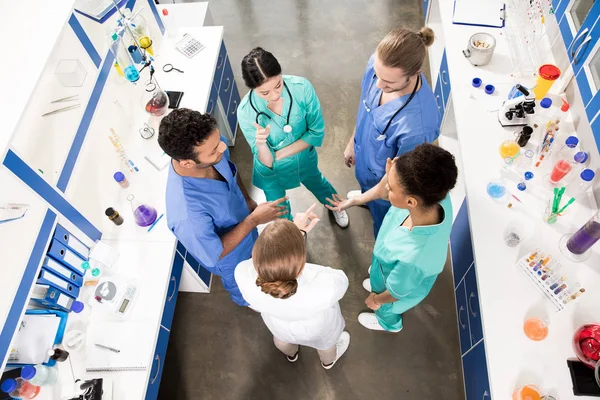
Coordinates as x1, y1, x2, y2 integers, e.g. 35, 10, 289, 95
566, 211, 600, 255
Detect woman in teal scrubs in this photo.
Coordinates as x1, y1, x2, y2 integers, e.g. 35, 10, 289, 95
237, 47, 349, 228
327, 144, 458, 332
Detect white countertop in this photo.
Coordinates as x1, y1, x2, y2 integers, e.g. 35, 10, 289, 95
437, 0, 600, 397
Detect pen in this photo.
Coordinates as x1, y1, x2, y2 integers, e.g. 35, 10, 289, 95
95, 343, 120, 353
147, 213, 164, 232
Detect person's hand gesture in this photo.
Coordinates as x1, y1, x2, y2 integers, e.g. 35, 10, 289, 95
253, 123, 271, 146
293, 203, 320, 233
325, 194, 354, 212
385, 157, 398, 174
250, 197, 288, 225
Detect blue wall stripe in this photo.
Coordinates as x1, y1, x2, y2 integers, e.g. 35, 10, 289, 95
3, 151, 101, 241
68, 14, 102, 68
56, 50, 114, 192
0, 209, 56, 365
147, 0, 165, 35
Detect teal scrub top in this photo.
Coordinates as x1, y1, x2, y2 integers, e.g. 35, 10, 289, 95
370, 196, 453, 322
237, 75, 324, 192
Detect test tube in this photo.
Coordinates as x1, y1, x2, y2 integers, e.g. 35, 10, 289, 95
554, 283, 567, 295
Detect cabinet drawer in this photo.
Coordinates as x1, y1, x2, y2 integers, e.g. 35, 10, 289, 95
440, 50, 451, 106
145, 327, 170, 400
160, 251, 184, 330
465, 266, 483, 344
227, 79, 241, 137
450, 200, 474, 287
213, 41, 227, 93
219, 56, 235, 106
462, 340, 491, 400
591, 110, 600, 154
434, 75, 445, 125
206, 82, 219, 116
455, 280, 472, 355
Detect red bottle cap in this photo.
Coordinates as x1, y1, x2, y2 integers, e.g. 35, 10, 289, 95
538, 64, 561, 80
561, 99, 570, 112
162, 9, 168, 16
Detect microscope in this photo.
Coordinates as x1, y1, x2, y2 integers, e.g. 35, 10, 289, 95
498, 84, 536, 127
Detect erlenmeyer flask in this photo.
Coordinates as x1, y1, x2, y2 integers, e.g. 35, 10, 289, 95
141, 75, 169, 116
127, 194, 157, 227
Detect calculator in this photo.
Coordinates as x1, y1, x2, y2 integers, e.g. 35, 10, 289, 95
175, 34, 205, 59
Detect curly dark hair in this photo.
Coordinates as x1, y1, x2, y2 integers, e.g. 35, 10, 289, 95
241, 47, 282, 89
393, 143, 458, 207
158, 108, 218, 161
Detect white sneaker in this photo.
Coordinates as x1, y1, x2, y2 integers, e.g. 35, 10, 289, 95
358, 312, 402, 333
331, 209, 349, 228
368, 265, 371, 274
321, 331, 350, 370
362, 278, 372, 292
347, 190, 362, 201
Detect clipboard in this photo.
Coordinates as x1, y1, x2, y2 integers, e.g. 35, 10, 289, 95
453, 0, 506, 28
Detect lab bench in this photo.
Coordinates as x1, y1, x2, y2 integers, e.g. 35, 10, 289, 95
0, 1, 233, 398
427, 0, 600, 398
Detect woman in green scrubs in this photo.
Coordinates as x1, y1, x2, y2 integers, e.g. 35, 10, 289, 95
327, 144, 458, 332
237, 47, 349, 228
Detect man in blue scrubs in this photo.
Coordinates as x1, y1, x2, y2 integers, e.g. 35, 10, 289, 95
343, 28, 440, 237
159, 109, 287, 306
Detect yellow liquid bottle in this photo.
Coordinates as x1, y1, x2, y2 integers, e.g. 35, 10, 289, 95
139, 36, 154, 56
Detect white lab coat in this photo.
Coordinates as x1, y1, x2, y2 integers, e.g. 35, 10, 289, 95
235, 259, 349, 350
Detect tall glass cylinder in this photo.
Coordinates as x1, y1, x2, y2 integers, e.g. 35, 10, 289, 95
128, 14, 154, 56
561, 210, 600, 261
108, 32, 139, 83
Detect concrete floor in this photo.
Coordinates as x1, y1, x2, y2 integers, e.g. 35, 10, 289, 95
158, 1, 464, 399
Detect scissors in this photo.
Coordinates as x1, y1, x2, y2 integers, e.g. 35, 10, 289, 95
163, 64, 184, 73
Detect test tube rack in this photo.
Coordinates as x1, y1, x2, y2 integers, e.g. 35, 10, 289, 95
516, 250, 585, 311
109, 128, 139, 173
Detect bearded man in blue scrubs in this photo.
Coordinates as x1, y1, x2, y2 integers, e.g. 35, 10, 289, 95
343, 27, 440, 238
159, 109, 287, 306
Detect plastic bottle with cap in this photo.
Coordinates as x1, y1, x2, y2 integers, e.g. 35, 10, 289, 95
113, 171, 129, 188
71, 300, 92, 318
568, 169, 596, 197
21, 364, 59, 387
1, 377, 41, 399
551, 135, 578, 164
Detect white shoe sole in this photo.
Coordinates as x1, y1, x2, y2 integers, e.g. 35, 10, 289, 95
362, 278, 371, 292
322, 331, 350, 369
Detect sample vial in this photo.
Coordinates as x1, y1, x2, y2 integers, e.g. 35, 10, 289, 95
21, 364, 59, 387
48, 348, 69, 362
113, 171, 129, 188
105, 207, 124, 226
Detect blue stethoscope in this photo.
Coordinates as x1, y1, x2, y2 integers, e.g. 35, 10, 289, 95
362, 73, 420, 141
249, 81, 294, 133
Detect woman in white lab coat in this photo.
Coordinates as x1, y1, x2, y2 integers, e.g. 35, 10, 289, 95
234, 206, 350, 369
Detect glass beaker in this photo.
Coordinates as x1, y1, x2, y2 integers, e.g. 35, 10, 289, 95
127, 194, 158, 227
141, 75, 169, 116
512, 384, 543, 400
560, 210, 600, 260
499, 140, 520, 161
549, 159, 572, 184
108, 32, 139, 83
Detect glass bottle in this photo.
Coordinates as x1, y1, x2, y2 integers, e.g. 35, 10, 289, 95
141, 73, 169, 116
1, 377, 41, 399
107, 31, 139, 83
564, 210, 600, 256
21, 364, 59, 387
48, 348, 69, 362
567, 169, 595, 197
128, 13, 154, 56
127, 194, 158, 227
105, 207, 124, 226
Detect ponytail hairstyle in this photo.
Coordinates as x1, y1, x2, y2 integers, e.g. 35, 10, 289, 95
253, 220, 306, 299
241, 47, 282, 89
376, 27, 435, 76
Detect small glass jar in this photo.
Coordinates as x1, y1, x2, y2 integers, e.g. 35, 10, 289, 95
113, 171, 129, 188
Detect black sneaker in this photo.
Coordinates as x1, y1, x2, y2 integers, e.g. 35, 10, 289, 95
287, 350, 299, 363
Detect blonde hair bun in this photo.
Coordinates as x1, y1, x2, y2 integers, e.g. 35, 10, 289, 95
418, 27, 435, 47
256, 278, 298, 299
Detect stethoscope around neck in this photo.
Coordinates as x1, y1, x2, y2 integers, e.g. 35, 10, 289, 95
249, 81, 294, 133
363, 72, 420, 141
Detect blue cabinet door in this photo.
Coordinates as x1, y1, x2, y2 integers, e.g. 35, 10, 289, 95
206, 82, 219, 116
450, 200, 474, 288
160, 251, 184, 330
213, 41, 227, 94
227, 79, 241, 137
434, 75, 445, 126
145, 327, 170, 400
462, 340, 491, 400
455, 280, 472, 355
465, 266, 484, 345
219, 56, 235, 108
440, 50, 451, 106
559, 1, 600, 69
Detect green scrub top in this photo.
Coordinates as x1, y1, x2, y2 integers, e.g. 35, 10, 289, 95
237, 75, 325, 192
370, 195, 453, 331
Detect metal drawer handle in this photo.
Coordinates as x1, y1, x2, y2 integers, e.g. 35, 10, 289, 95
436, 95, 442, 108
216, 55, 224, 69
468, 292, 477, 317
230, 100, 238, 115
207, 100, 214, 114
151, 354, 161, 384
224, 77, 232, 92
574, 35, 593, 63
570, 28, 589, 58
167, 276, 177, 302
442, 70, 449, 85
458, 305, 467, 329
482, 390, 490, 399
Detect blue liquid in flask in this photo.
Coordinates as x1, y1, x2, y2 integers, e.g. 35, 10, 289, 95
124, 65, 140, 82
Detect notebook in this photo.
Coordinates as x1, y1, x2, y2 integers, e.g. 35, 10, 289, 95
453, 0, 506, 28
85, 321, 154, 372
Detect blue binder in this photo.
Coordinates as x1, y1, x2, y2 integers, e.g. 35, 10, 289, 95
37, 269, 80, 298
47, 239, 87, 276
42, 257, 83, 287
54, 224, 90, 260
30, 284, 75, 312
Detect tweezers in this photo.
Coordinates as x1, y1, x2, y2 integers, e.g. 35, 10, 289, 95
51, 95, 79, 103
41, 104, 81, 117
